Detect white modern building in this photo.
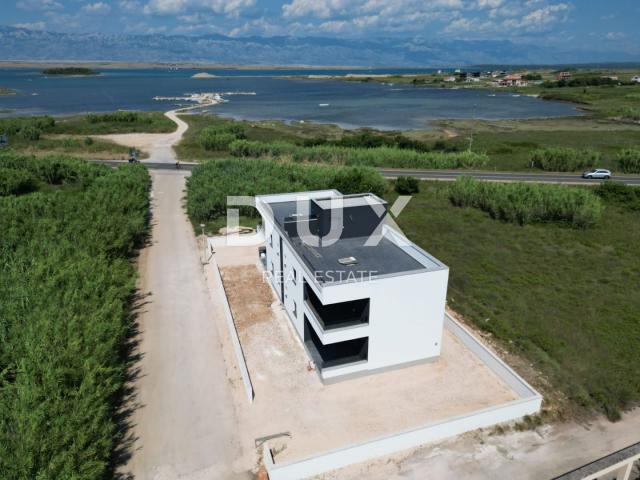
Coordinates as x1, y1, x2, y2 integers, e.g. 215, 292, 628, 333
256, 190, 449, 381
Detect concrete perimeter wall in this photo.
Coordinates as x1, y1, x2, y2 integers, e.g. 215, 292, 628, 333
264, 313, 542, 480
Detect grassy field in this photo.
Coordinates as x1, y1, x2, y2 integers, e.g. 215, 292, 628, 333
430, 120, 640, 171
389, 181, 640, 420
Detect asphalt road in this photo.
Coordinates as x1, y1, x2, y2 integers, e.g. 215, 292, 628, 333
92, 160, 640, 185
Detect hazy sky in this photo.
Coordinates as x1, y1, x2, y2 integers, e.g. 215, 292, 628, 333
4, 0, 639, 50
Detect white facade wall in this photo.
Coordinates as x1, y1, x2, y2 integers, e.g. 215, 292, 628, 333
258, 192, 449, 380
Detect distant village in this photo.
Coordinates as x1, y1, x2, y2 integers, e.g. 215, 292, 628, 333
437, 69, 640, 87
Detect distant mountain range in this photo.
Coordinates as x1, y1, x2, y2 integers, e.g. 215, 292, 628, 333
0, 26, 638, 67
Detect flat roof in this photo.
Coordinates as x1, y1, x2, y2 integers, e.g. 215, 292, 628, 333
259, 193, 446, 284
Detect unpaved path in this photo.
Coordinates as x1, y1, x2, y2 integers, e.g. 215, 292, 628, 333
96, 108, 192, 163
121, 170, 246, 480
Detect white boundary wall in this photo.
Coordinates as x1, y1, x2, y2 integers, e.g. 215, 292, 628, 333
264, 313, 542, 480
209, 254, 255, 403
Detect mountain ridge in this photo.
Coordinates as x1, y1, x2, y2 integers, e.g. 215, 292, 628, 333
1, 26, 638, 67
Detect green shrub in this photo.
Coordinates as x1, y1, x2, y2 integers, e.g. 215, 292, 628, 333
617, 149, 640, 173
84, 136, 94, 146
0, 117, 55, 144
18, 125, 42, 141
198, 129, 236, 151
186, 159, 387, 223
448, 177, 602, 227
0, 151, 107, 185
395, 176, 420, 194
86, 111, 142, 124
0, 156, 149, 478
595, 181, 640, 211
530, 147, 600, 172
0, 168, 38, 196
228, 140, 488, 169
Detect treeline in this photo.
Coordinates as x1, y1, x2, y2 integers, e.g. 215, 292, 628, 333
228, 140, 489, 169
0, 153, 150, 479
448, 176, 602, 228
186, 159, 388, 224
529, 147, 640, 173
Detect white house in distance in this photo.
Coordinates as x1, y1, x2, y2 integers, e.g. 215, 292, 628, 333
256, 190, 449, 382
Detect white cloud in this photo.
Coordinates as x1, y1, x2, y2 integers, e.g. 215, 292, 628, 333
282, 0, 463, 20
12, 21, 47, 30
119, 0, 143, 12
82, 2, 112, 14
16, 0, 62, 11
318, 20, 349, 33
605, 31, 626, 40
475, 0, 503, 8
502, 3, 571, 31
143, 0, 255, 16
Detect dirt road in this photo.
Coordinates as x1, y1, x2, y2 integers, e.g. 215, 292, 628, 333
97, 109, 190, 163
121, 170, 245, 480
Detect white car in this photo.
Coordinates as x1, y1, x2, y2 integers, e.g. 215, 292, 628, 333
582, 169, 612, 179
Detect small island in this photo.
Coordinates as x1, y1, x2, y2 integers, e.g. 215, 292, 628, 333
42, 67, 98, 76
0, 87, 16, 96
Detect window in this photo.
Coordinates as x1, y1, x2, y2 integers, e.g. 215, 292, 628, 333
269, 234, 273, 247
293, 301, 297, 318
292, 267, 297, 285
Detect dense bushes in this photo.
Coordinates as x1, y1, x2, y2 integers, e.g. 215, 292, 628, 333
530, 147, 600, 172
86, 111, 144, 123
0, 151, 105, 185
198, 123, 246, 151
543, 76, 622, 88
0, 154, 149, 479
186, 159, 387, 223
448, 177, 602, 227
617, 148, 640, 173
0, 116, 55, 141
395, 176, 420, 194
596, 181, 640, 211
0, 167, 38, 196
229, 140, 489, 169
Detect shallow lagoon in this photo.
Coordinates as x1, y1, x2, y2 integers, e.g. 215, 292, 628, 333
0, 68, 581, 130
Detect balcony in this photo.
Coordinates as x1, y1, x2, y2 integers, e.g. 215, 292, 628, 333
304, 316, 368, 370
304, 282, 369, 330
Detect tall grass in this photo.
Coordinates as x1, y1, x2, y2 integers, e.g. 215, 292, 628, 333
448, 177, 602, 228
186, 158, 388, 223
198, 123, 246, 151
229, 139, 488, 169
617, 148, 640, 173
0, 153, 150, 478
529, 147, 600, 172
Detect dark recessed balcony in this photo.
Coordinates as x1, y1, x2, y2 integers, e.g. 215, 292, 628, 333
304, 316, 368, 370
304, 281, 369, 330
